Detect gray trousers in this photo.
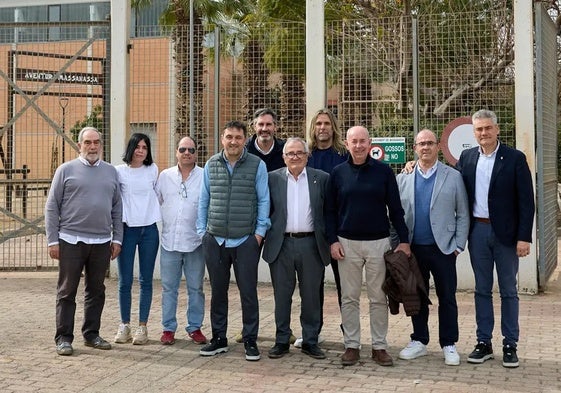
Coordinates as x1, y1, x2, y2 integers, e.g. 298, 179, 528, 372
202, 233, 261, 343
268, 236, 325, 346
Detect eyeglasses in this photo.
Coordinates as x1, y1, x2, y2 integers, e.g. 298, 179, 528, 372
180, 182, 187, 198
415, 141, 437, 147
284, 151, 307, 159
178, 147, 196, 154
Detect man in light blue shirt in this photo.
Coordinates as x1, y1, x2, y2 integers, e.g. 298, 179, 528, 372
197, 120, 270, 361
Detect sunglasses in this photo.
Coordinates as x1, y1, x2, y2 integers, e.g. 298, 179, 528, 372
178, 147, 196, 154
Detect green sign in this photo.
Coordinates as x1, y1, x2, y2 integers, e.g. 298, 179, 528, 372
370, 137, 406, 163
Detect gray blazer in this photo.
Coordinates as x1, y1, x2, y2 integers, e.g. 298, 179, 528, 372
396, 161, 470, 255
262, 167, 330, 266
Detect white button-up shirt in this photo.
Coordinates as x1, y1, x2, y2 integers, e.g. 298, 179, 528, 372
285, 167, 314, 233
156, 165, 203, 252
473, 142, 500, 219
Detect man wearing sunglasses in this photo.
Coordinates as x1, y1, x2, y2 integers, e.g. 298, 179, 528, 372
156, 137, 207, 346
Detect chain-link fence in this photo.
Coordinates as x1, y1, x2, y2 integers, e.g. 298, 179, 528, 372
0, 22, 109, 270
0, 7, 551, 271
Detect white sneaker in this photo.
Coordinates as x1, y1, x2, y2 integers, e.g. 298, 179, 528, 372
399, 340, 428, 360
114, 323, 132, 343
294, 335, 324, 348
443, 345, 460, 365
132, 325, 148, 345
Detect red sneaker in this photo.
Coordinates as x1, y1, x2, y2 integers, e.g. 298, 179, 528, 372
188, 329, 207, 344
160, 331, 175, 345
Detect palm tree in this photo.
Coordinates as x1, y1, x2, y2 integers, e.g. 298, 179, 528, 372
134, 0, 254, 162
157, 0, 207, 161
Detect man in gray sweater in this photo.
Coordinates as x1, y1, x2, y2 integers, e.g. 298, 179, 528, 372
45, 127, 123, 356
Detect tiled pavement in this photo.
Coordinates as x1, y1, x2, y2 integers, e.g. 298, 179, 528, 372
1, 257, 561, 393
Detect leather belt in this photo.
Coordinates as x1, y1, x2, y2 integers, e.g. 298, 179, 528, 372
284, 232, 314, 238
474, 217, 491, 224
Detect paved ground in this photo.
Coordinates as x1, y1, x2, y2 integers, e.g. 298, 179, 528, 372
1, 259, 561, 393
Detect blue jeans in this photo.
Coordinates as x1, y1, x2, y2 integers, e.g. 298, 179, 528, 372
468, 221, 519, 347
160, 246, 206, 333
117, 223, 159, 323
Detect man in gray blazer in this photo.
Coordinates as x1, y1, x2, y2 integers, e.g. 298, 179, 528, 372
395, 129, 469, 366
263, 137, 330, 360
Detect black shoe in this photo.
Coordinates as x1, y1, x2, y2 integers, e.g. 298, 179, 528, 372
199, 337, 228, 356
502, 345, 519, 368
268, 343, 290, 359
301, 343, 326, 359
84, 336, 112, 350
56, 341, 73, 356
467, 341, 493, 364
244, 341, 261, 361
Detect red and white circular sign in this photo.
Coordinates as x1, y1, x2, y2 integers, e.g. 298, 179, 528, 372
370, 145, 385, 161
440, 116, 478, 166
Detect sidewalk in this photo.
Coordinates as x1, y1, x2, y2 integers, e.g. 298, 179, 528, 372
1, 258, 560, 393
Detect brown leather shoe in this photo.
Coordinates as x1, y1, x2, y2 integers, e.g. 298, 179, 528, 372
341, 348, 360, 366
372, 349, 393, 366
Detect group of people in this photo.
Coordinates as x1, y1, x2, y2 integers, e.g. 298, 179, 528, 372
45, 108, 534, 370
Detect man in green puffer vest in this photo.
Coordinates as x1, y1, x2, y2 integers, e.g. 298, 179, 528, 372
197, 120, 271, 362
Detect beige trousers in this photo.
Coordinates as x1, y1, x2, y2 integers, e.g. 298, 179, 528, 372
337, 236, 391, 350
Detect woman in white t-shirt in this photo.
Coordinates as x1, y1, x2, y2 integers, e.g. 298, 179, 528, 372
114, 133, 161, 345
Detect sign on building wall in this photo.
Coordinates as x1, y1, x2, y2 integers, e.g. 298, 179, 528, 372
16, 68, 103, 85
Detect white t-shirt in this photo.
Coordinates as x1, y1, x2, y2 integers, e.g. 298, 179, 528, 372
116, 163, 161, 227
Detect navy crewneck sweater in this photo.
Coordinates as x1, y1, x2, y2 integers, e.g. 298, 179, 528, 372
326, 156, 408, 244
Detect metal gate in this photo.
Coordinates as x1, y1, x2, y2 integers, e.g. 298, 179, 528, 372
535, 5, 559, 289
0, 20, 109, 270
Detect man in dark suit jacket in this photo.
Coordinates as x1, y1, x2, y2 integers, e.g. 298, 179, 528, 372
263, 137, 330, 360
457, 109, 535, 368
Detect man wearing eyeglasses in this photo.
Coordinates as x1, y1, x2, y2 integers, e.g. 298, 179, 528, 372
197, 121, 270, 361
300, 108, 348, 349
46, 127, 123, 356
263, 137, 330, 360
394, 129, 469, 366
155, 136, 208, 346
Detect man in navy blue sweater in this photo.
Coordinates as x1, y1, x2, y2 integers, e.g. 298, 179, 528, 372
326, 126, 410, 367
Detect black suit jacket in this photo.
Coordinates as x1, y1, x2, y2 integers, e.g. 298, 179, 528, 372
456, 143, 535, 246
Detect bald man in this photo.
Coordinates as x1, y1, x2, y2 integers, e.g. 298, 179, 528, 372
326, 126, 410, 367
395, 129, 469, 366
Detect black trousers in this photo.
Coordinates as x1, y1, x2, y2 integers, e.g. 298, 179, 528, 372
202, 233, 261, 343
319, 258, 342, 334
55, 240, 111, 344
410, 244, 459, 347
